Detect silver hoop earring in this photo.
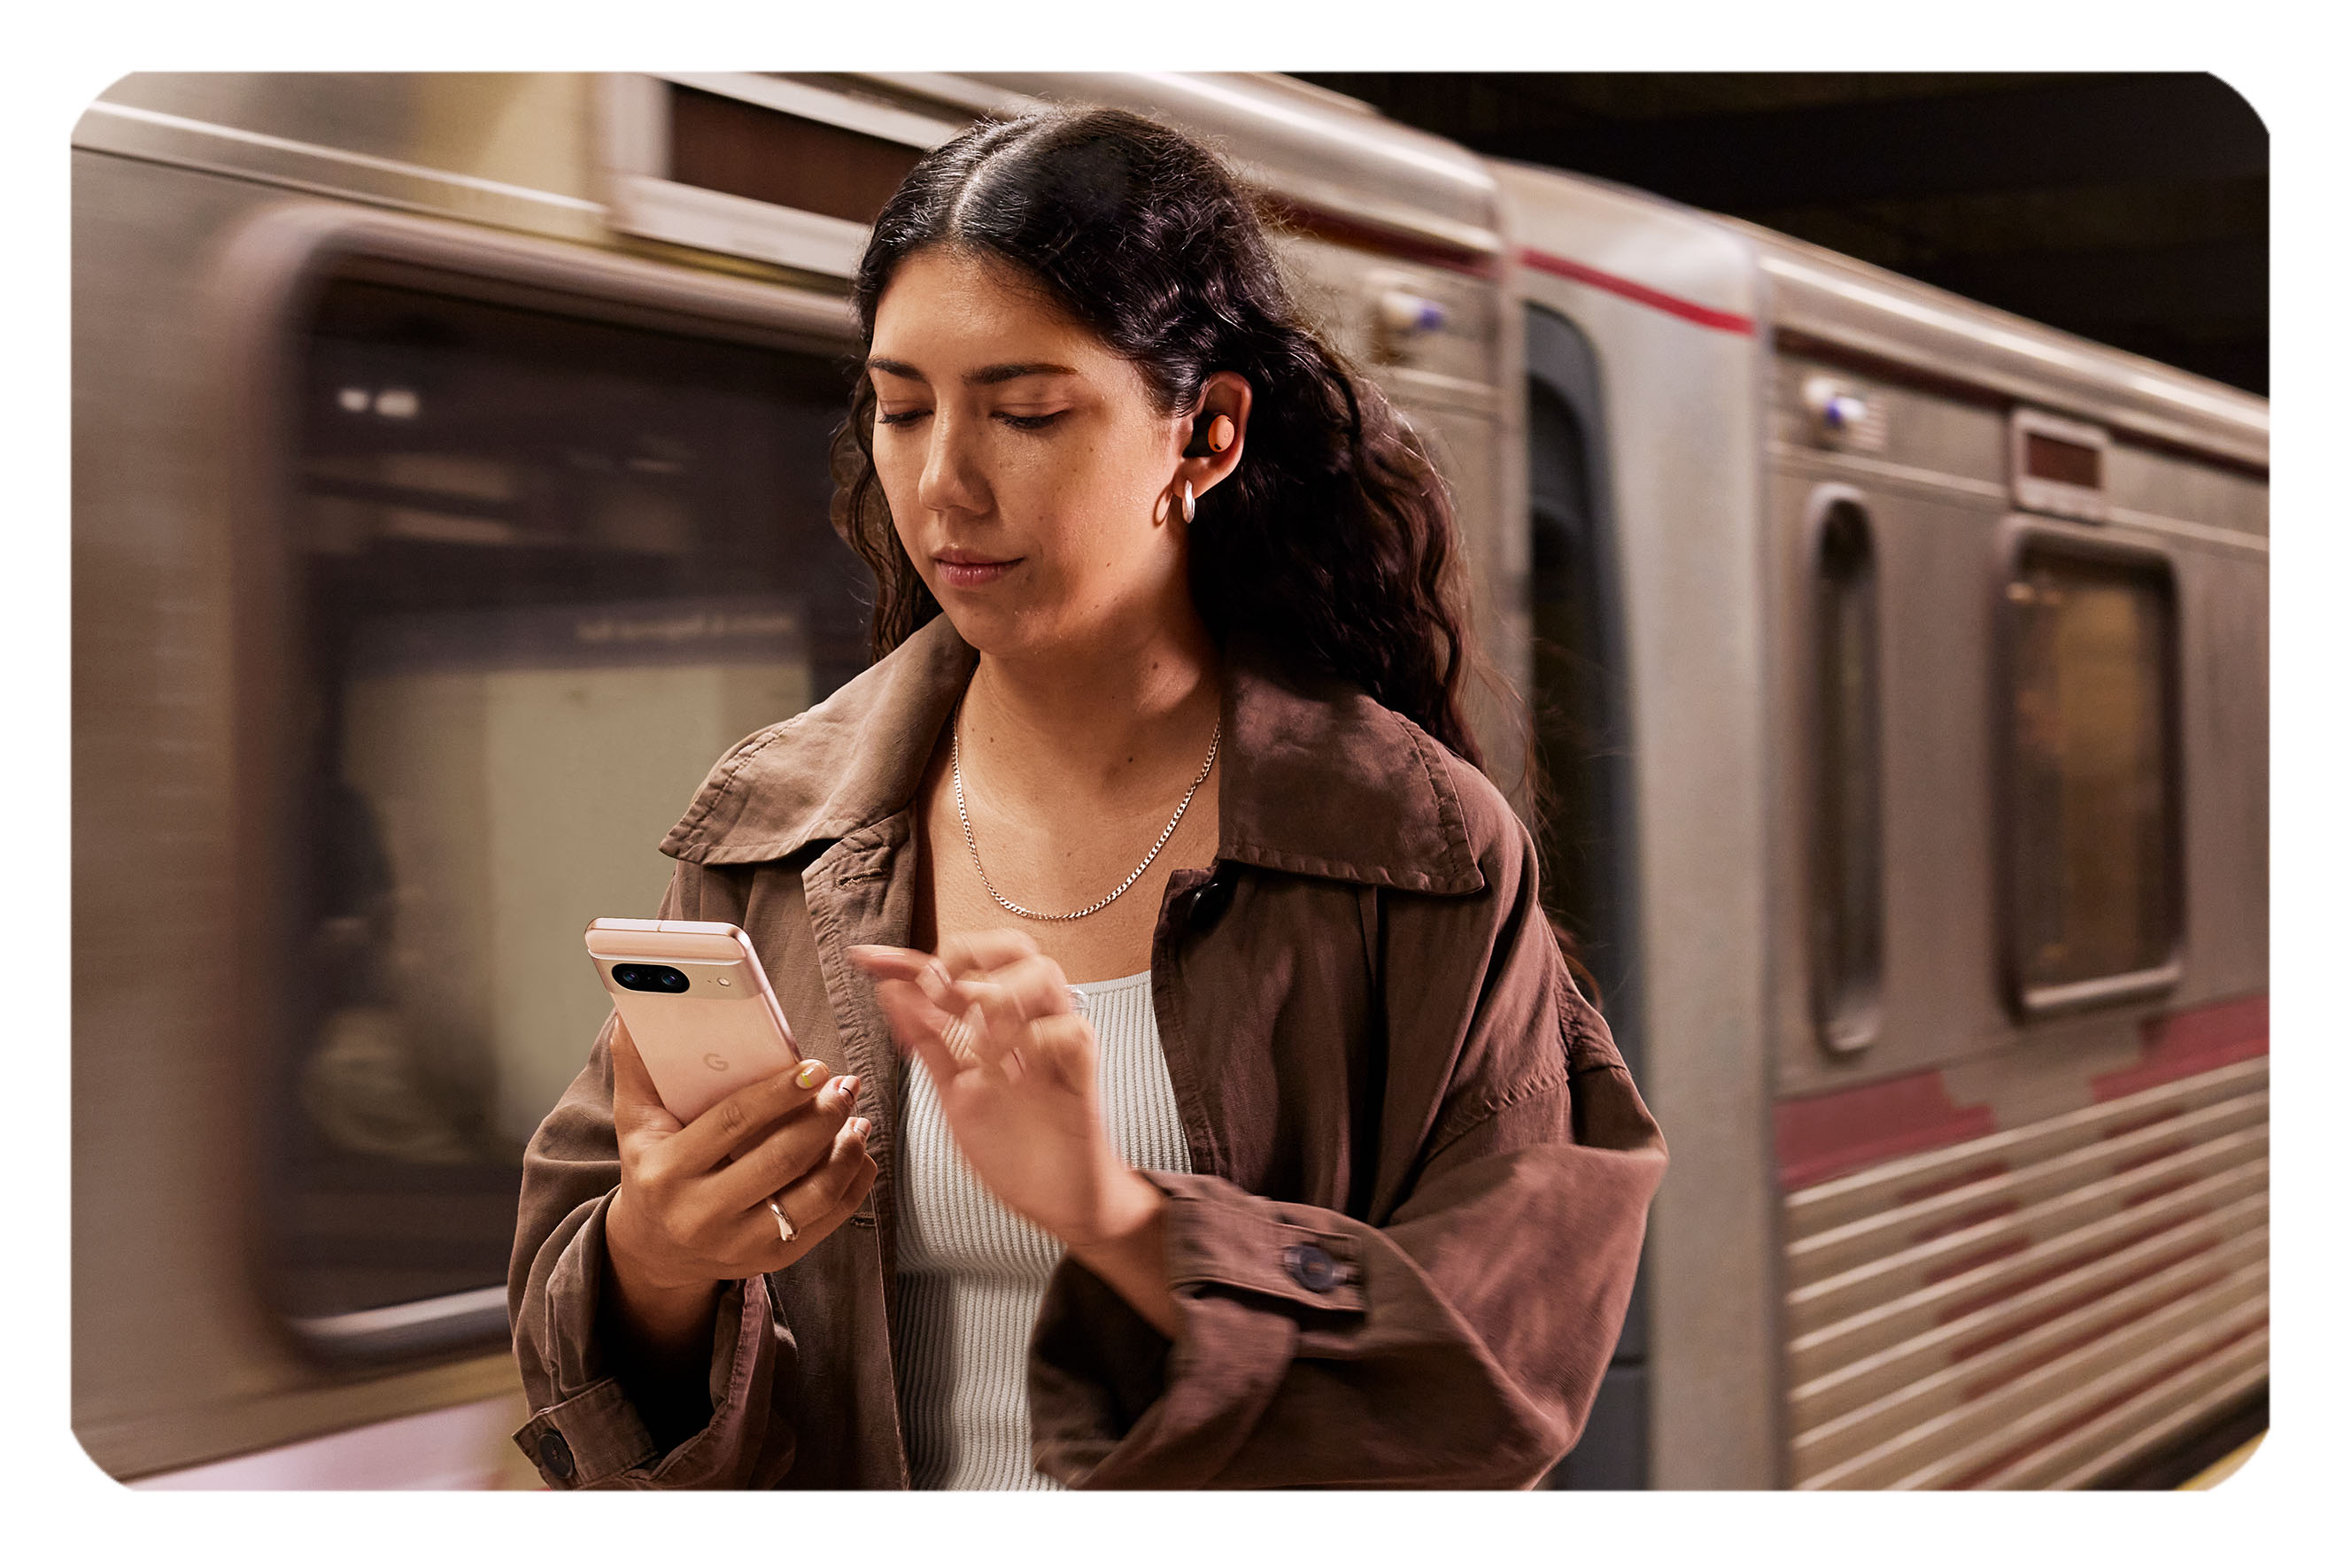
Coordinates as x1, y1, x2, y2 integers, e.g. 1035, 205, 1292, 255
1180, 480, 1195, 524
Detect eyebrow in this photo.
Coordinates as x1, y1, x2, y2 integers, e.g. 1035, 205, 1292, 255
864, 358, 1080, 387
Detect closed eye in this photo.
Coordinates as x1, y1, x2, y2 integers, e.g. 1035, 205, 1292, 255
875, 409, 1063, 430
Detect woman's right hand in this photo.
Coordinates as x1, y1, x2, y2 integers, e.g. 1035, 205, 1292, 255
600, 1016, 878, 1311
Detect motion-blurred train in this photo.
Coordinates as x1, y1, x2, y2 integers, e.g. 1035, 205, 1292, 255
73, 72, 2267, 1489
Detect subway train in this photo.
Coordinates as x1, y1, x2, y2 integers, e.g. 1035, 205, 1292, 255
71, 71, 2268, 1490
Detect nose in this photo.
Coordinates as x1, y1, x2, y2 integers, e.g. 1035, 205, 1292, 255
915, 406, 988, 520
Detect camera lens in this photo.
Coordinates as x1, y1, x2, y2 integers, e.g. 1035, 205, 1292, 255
613, 963, 689, 993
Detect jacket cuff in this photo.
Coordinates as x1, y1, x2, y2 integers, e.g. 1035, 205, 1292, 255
513, 1377, 658, 1488
1026, 1170, 1364, 1487
1147, 1170, 1369, 1314
513, 1198, 782, 1488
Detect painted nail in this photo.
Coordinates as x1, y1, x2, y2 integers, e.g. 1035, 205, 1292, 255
848, 1117, 871, 1139
795, 1061, 825, 1089
839, 1075, 862, 1101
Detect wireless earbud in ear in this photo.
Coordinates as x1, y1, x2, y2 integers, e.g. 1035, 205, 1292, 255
1186, 413, 1236, 457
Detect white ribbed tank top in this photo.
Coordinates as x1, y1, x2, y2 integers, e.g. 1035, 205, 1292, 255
893, 969, 1192, 1490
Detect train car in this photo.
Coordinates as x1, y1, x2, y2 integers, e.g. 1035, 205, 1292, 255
70, 71, 2266, 1490
1495, 161, 2268, 1488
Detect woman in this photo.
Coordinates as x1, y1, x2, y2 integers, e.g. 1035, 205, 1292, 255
508, 104, 1666, 1490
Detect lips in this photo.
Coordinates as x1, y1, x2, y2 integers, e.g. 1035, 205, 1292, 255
933, 551, 1022, 589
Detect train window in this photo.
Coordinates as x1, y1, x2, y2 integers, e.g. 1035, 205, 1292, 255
1526, 305, 1644, 1492
2002, 537, 2182, 1014
1808, 491, 1883, 1054
669, 83, 928, 227
601, 75, 964, 277
1527, 382, 1622, 997
268, 275, 870, 1351
1524, 319, 1637, 1037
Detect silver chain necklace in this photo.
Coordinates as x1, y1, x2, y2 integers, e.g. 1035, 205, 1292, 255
953, 702, 1220, 923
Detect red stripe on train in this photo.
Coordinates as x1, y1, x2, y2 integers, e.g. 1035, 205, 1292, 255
1957, 1265, 2231, 1402
1936, 1209, 2221, 1330
1947, 1245, 2225, 1369
1943, 1315, 2266, 1489
1775, 995, 2269, 1194
1260, 195, 1503, 279
1776, 1071, 1995, 1192
1515, 246, 1759, 335
2092, 993, 2269, 1101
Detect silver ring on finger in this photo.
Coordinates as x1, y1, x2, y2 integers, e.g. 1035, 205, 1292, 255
768, 1199, 798, 1245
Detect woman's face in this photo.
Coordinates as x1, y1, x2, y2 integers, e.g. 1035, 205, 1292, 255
866, 245, 1202, 663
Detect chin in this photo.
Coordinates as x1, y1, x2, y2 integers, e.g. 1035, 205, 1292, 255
932, 599, 1057, 660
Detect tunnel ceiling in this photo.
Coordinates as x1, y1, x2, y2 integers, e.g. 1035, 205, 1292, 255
1288, 73, 2267, 396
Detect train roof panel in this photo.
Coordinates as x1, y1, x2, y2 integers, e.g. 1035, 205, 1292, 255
1722, 213, 2268, 470
1490, 156, 1763, 335
881, 72, 1504, 267
1484, 143, 2263, 473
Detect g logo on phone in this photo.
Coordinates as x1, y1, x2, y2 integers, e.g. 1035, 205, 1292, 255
702, 1053, 729, 1072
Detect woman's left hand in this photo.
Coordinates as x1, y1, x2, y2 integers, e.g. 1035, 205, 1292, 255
847, 932, 1161, 1253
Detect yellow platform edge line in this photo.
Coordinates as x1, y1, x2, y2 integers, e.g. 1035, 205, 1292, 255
2181, 1432, 2265, 1490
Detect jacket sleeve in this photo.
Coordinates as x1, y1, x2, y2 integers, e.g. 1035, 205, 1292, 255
506, 861, 800, 1490
1024, 813, 1668, 1490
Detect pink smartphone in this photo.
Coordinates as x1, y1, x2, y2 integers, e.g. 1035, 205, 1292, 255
584, 918, 802, 1124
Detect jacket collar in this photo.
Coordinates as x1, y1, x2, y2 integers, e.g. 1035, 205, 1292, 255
659, 614, 1485, 896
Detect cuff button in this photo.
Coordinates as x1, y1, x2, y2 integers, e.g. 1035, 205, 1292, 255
537, 1429, 576, 1482
1283, 1242, 1340, 1293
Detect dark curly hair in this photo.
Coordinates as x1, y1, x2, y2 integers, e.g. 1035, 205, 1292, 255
831, 104, 1502, 772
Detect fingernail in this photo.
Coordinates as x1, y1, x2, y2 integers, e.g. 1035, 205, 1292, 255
852, 1117, 871, 1138
839, 1075, 862, 1101
795, 1061, 825, 1088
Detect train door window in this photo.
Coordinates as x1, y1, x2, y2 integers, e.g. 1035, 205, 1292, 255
601, 74, 962, 278
1808, 490, 1884, 1053
1524, 310, 1637, 1037
667, 82, 930, 226
270, 274, 870, 1353
1525, 303, 1645, 1491
2002, 536, 2182, 1015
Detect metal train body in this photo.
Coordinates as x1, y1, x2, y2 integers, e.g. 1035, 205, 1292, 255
72, 73, 2269, 1489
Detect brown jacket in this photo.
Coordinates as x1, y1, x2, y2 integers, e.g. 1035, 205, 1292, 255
508, 614, 1667, 1488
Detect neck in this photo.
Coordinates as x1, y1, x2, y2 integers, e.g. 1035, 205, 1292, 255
958, 609, 1222, 808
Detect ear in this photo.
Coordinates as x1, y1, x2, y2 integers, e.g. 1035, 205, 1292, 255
1181, 372, 1253, 498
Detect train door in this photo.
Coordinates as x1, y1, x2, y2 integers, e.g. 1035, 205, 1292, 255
251, 242, 870, 1370
261, 262, 872, 1362
58, 190, 889, 1485
73, 72, 963, 1483
1496, 153, 1777, 1489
